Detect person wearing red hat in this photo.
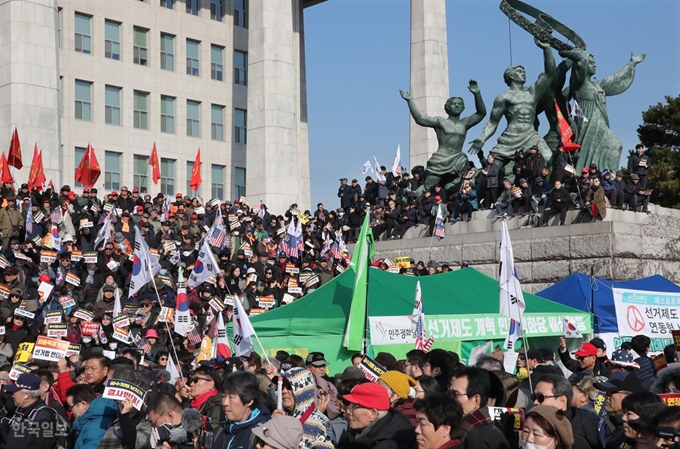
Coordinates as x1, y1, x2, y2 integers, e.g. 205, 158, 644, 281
557, 340, 610, 378
131, 187, 144, 208
341, 382, 416, 449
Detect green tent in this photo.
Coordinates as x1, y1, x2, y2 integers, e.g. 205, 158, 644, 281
244, 267, 592, 373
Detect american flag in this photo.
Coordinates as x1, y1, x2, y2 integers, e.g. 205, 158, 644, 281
330, 241, 341, 260
186, 326, 203, 346
208, 226, 227, 249
281, 219, 303, 258
434, 206, 446, 241
414, 314, 434, 352
137, 337, 151, 353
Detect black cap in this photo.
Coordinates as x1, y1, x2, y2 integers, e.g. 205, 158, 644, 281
103, 284, 115, 292
589, 337, 607, 350
527, 349, 544, 362
305, 352, 327, 367
594, 371, 645, 393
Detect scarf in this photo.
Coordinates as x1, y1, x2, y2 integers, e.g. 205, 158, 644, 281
191, 389, 218, 411
86, 269, 96, 284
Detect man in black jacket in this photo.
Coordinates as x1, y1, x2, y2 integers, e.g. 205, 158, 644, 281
627, 144, 651, 190
537, 180, 571, 226
532, 374, 603, 449
557, 341, 611, 379
624, 174, 650, 213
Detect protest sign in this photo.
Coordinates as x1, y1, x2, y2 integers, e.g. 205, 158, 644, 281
80, 218, 93, 228
0, 284, 9, 299
113, 327, 131, 343
659, 393, 680, 406
358, 355, 386, 382
74, 308, 94, 321
0, 326, 5, 336
223, 295, 236, 306
81, 321, 100, 336
32, 336, 69, 361
71, 250, 83, 262
0, 256, 8, 269
158, 307, 174, 323
14, 342, 34, 363
258, 295, 275, 309
113, 314, 130, 328
395, 257, 411, 269
288, 278, 302, 294
209, 298, 225, 313
9, 363, 32, 381
44, 311, 63, 325
488, 407, 525, 431
653, 353, 668, 372
613, 288, 680, 336
47, 324, 68, 338
103, 379, 146, 410
37, 282, 54, 302
14, 308, 35, 320
673, 330, 680, 353
65, 272, 81, 287
66, 343, 82, 357
40, 250, 57, 263
249, 308, 266, 316
60, 295, 76, 309
285, 264, 299, 275
83, 252, 98, 264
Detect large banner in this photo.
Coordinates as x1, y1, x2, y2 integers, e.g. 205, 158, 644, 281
369, 313, 591, 346
612, 288, 680, 337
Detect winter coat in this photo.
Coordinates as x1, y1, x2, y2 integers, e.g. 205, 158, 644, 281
72, 397, 119, 449
5, 398, 59, 449
558, 348, 611, 378
340, 409, 416, 449
212, 404, 271, 449
283, 368, 335, 449
0, 206, 24, 237
586, 185, 607, 218
460, 408, 510, 449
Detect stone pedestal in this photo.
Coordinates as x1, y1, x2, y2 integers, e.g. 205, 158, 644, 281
409, 0, 450, 170
0, 0, 61, 186
247, 0, 310, 212
372, 205, 680, 292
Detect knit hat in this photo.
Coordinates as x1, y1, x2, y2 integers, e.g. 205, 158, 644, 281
251, 416, 303, 449
526, 405, 575, 449
378, 371, 416, 400
282, 368, 316, 419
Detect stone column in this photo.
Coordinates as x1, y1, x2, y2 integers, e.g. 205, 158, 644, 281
293, 0, 311, 210
409, 0, 450, 170
247, 0, 304, 213
0, 0, 61, 186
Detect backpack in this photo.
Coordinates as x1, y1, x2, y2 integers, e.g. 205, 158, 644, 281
28, 405, 70, 449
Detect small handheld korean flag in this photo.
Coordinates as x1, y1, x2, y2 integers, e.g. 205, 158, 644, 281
563, 317, 582, 339
361, 160, 372, 175
188, 240, 220, 289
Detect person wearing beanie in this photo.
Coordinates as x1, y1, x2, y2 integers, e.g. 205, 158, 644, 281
378, 370, 418, 426
252, 416, 304, 449
523, 405, 575, 449
280, 368, 335, 449
340, 382, 416, 449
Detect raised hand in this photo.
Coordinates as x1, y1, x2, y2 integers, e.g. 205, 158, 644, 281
468, 80, 480, 94
399, 90, 412, 101
535, 38, 550, 50
468, 138, 484, 154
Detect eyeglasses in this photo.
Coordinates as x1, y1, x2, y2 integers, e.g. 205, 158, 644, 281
159, 357, 168, 361
191, 377, 212, 384
265, 272, 272, 275
449, 390, 468, 398
576, 355, 594, 360
343, 403, 368, 412
141, 304, 152, 308
531, 393, 559, 403
102, 316, 112, 320
104, 247, 113, 251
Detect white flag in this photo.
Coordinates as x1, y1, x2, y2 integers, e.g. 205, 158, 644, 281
503, 318, 523, 352
373, 156, 386, 182
232, 292, 255, 357
174, 269, 192, 336
571, 100, 589, 122
49, 224, 61, 252
391, 145, 402, 177
411, 281, 423, 332
361, 160, 372, 175
129, 227, 162, 297
499, 221, 526, 323
167, 356, 181, 383
563, 317, 582, 339
113, 286, 122, 318
94, 212, 114, 249
188, 240, 220, 289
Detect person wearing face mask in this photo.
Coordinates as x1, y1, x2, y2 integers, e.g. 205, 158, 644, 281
2, 373, 60, 449
522, 405, 575, 449
147, 393, 196, 449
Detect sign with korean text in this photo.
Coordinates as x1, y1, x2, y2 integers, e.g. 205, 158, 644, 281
672, 330, 680, 353
209, 298, 225, 313
80, 218, 93, 228
613, 288, 680, 336
0, 256, 9, 269
0, 284, 10, 299
40, 250, 57, 263
74, 308, 94, 321
112, 314, 130, 328
66, 343, 81, 357
14, 342, 34, 363
14, 307, 35, 320
9, 363, 32, 381
32, 336, 70, 361
83, 252, 98, 264
71, 250, 83, 262
257, 295, 275, 309
288, 278, 302, 294
44, 311, 63, 325
103, 379, 146, 410
369, 313, 592, 344
47, 323, 68, 338
285, 264, 299, 275
65, 272, 81, 287
81, 321, 100, 336
395, 257, 411, 269
358, 355, 386, 382
488, 407, 525, 431
659, 393, 680, 407
653, 353, 668, 372
60, 295, 76, 309
113, 327, 131, 343
158, 307, 174, 323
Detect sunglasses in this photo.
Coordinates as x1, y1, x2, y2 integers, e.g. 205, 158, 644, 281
190, 377, 212, 384
531, 393, 558, 403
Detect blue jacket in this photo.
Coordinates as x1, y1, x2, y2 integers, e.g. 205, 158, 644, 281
212, 404, 272, 449
72, 397, 119, 449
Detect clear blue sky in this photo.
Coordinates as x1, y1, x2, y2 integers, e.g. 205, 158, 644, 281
303, 0, 680, 210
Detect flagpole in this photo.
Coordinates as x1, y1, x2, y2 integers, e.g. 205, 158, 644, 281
363, 231, 370, 356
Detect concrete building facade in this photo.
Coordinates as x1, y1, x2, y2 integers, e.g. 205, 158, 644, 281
0, 0, 315, 213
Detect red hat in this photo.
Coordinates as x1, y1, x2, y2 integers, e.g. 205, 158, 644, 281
581, 167, 589, 174
83, 188, 90, 193
132, 188, 139, 193
136, 206, 144, 211
39, 273, 52, 283
145, 329, 159, 339
435, 196, 441, 201
176, 193, 182, 198
111, 191, 118, 196
572, 342, 597, 357
190, 214, 198, 219
342, 382, 390, 411
68, 191, 76, 197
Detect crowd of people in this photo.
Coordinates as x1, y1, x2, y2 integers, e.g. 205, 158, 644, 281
338, 145, 653, 240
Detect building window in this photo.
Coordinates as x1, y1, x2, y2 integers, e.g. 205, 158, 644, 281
235, 167, 246, 198
134, 90, 149, 130
211, 165, 225, 199
211, 45, 223, 81
74, 13, 91, 54
133, 27, 149, 66
210, 0, 223, 21
75, 147, 86, 187
104, 20, 121, 60
160, 0, 173, 9
234, 0, 247, 28
74, 80, 92, 121
160, 33, 174, 71
160, 95, 175, 134
186, 39, 200, 76
211, 104, 224, 141
234, 50, 247, 86
186, 0, 198, 15
161, 158, 175, 196
186, 100, 200, 137
105, 85, 121, 126
234, 108, 247, 144
105, 151, 121, 191
133, 155, 149, 193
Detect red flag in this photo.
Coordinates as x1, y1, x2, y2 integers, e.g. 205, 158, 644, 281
7, 127, 22, 170
149, 142, 161, 185
555, 100, 581, 152
27, 144, 46, 191
0, 152, 13, 184
189, 148, 202, 191
75, 144, 101, 188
